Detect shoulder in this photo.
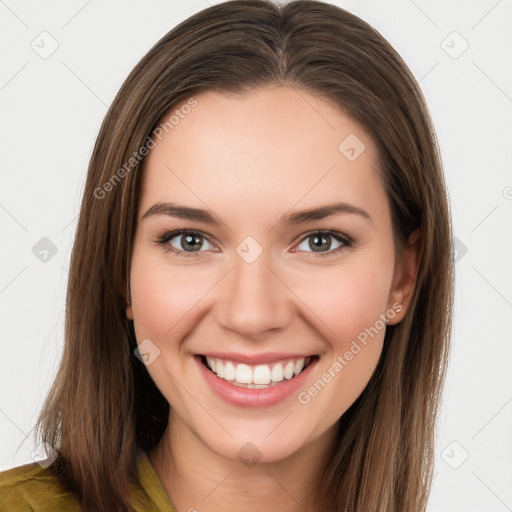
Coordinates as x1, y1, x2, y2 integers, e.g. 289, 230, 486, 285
0, 461, 79, 511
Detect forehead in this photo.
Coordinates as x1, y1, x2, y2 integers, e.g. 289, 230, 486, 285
139, 86, 387, 225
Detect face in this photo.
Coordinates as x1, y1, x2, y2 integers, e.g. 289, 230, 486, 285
127, 85, 416, 464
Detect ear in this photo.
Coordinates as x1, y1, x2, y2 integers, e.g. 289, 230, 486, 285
124, 281, 134, 320
126, 302, 134, 320
386, 228, 422, 325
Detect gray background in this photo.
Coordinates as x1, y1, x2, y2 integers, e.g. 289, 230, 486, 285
1, 1, 511, 510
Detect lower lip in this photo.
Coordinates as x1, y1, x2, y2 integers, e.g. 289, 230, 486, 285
195, 355, 318, 408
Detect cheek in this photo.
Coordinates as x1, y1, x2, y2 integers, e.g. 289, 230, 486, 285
298, 260, 393, 345
291, 258, 393, 413
130, 242, 395, 347
129, 250, 215, 341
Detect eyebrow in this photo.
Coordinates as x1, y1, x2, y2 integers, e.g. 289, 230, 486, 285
141, 201, 372, 225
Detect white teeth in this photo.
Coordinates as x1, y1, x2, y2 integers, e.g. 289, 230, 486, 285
206, 356, 216, 373
271, 363, 284, 382
284, 361, 294, 380
293, 359, 305, 376
224, 361, 236, 381
204, 356, 311, 387
253, 365, 271, 385
236, 364, 252, 384
216, 360, 225, 378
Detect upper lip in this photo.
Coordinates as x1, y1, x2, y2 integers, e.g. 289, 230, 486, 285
198, 352, 317, 365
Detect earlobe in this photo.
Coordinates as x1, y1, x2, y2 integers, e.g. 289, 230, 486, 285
387, 228, 422, 325
126, 295, 134, 320
124, 280, 133, 320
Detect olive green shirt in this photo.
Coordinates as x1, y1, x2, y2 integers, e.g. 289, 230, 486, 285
0, 451, 177, 511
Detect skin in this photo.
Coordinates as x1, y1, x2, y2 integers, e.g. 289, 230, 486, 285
126, 85, 419, 512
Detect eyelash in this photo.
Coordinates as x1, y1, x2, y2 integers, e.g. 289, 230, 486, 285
155, 229, 353, 259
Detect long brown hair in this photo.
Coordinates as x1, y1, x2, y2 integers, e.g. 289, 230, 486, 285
33, 1, 454, 510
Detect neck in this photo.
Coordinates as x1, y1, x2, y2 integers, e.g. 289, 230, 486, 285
149, 415, 336, 512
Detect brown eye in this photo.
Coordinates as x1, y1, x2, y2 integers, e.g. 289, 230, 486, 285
174, 233, 205, 252
157, 230, 215, 258
295, 230, 352, 257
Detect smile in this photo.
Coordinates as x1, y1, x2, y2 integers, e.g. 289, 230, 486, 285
199, 355, 317, 389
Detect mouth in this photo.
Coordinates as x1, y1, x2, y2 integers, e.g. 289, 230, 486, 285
198, 354, 319, 390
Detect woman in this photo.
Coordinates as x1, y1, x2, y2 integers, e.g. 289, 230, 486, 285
0, 1, 453, 511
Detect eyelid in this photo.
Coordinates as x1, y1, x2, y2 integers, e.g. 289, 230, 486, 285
155, 229, 217, 258
155, 228, 353, 258
292, 229, 353, 257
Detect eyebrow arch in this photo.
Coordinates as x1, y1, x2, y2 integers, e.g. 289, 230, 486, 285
142, 202, 222, 225
141, 201, 372, 225
277, 201, 372, 226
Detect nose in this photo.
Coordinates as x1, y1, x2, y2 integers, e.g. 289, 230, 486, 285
216, 247, 294, 340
